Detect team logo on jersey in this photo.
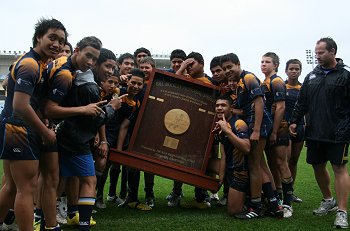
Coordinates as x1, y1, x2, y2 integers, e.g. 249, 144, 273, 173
13, 148, 21, 153
52, 88, 64, 96
17, 78, 22, 84
309, 74, 316, 80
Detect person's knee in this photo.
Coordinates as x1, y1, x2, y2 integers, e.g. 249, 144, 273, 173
3, 182, 17, 196
43, 171, 59, 188
312, 163, 327, 172
289, 155, 299, 166
80, 176, 97, 188
332, 164, 348, 176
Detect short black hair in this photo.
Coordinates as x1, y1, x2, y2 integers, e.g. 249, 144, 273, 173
134, 47, 151, 57
220, 53, 240, 66
210, 56, 222, 69
317, 37, 337, 55
285, 59, 302, 71
66, 42, 73, 54
118, 53, 136, 65
186, 52, 204, 65
76, 36, 102, 51
97, 48, 117, 65
216, 94, 233, 106
170, 49, 186, 61
129, 68, 145, 80
32, 18, 68, 47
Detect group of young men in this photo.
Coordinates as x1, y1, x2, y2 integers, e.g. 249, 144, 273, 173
0, 17, 349, 231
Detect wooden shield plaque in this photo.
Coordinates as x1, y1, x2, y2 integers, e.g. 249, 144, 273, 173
109, 69, 220, 191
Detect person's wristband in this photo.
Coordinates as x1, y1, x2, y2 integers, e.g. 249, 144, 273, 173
100, 141, 110, 147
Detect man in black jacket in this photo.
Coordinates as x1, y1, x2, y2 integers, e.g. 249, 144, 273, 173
289, 37, 349, 229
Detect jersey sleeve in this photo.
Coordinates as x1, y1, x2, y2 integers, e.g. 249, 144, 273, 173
48, 69, 73, 103
234, 119, 249, 139
244, 74, 264, 99
13, 58, 39, 96
271, 77, 286, 102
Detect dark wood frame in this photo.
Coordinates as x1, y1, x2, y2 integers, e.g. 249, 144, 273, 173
109, 69, 220, 191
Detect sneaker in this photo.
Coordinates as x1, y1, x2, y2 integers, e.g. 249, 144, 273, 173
210, 193, 220, 202
282, 205, 293, 218
264, 205, 284, 218
217, 196, 227, 207
334, 211, 348, 229
114, 197, 124, 206
166, 191, 184, 201
33, 220, 40, 231
313, 198, 338, 216
67, 213, 96, 226
107, 195, 116, 202
57, 200, 67, 219
2, 222, 18, 231
181, 200, 211, 209
291, 194, 303, 203
145, 197, 155, 208
235, 207, 262, 219
67, 213, 79, 226
127, 202, 152, 211
167, 192, 183, 207
56, 207, 67, 224
95, 198, 106, 209
44, 225, 61, 231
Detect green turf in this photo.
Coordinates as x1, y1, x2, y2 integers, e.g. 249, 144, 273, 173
81, 148, 349, 231
2, 148, 350, 230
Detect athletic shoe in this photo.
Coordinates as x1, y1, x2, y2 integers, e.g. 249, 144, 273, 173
67, 213, 96, 226
127, 202, 152, 211
166, 191, 184, 201
235, 207, 263, 219
181, 200, 211, 209
115, 197, 124, 206
167, 192, 183, 207
44, 225, 61, 231
56, 208, 67, 224
145, 197, 155, 208
107, 195, 116, 202
291, 194, 303, 203
313, 198, 338, 216
210, 193, 220, 202
334, 210, 348, 229
57, 200, 67, 219
33, 220, 40, 231
95, 198, 106, 209
264, 205, 284, 218
282, 205, 293, 218
217, 196, 227, 207
2, 222, 18, 231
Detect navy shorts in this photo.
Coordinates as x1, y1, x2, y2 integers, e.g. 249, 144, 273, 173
290, 125, 305, 143
306, 140, 349, 165
59, 150, 95, 177
248, 122, 272, 139
0, 118, 40, 160
266, 121, 289, 148
229, 170, 249, 193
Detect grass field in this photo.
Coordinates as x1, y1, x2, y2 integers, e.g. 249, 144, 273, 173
2, 148, 350, 231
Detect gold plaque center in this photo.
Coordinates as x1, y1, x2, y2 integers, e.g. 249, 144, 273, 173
164, 109, 190, 135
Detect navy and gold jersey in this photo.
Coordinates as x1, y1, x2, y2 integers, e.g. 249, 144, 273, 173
48, 57, 76, 105
261, 74, 286, 116
105, 87, 141, 145
1, 49, 46, 121
285, 82, 304, 124
235, 70, 272, 125
220, 116, 249, 172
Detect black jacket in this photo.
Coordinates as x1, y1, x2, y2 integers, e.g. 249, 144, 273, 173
290, 59, 350, 143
